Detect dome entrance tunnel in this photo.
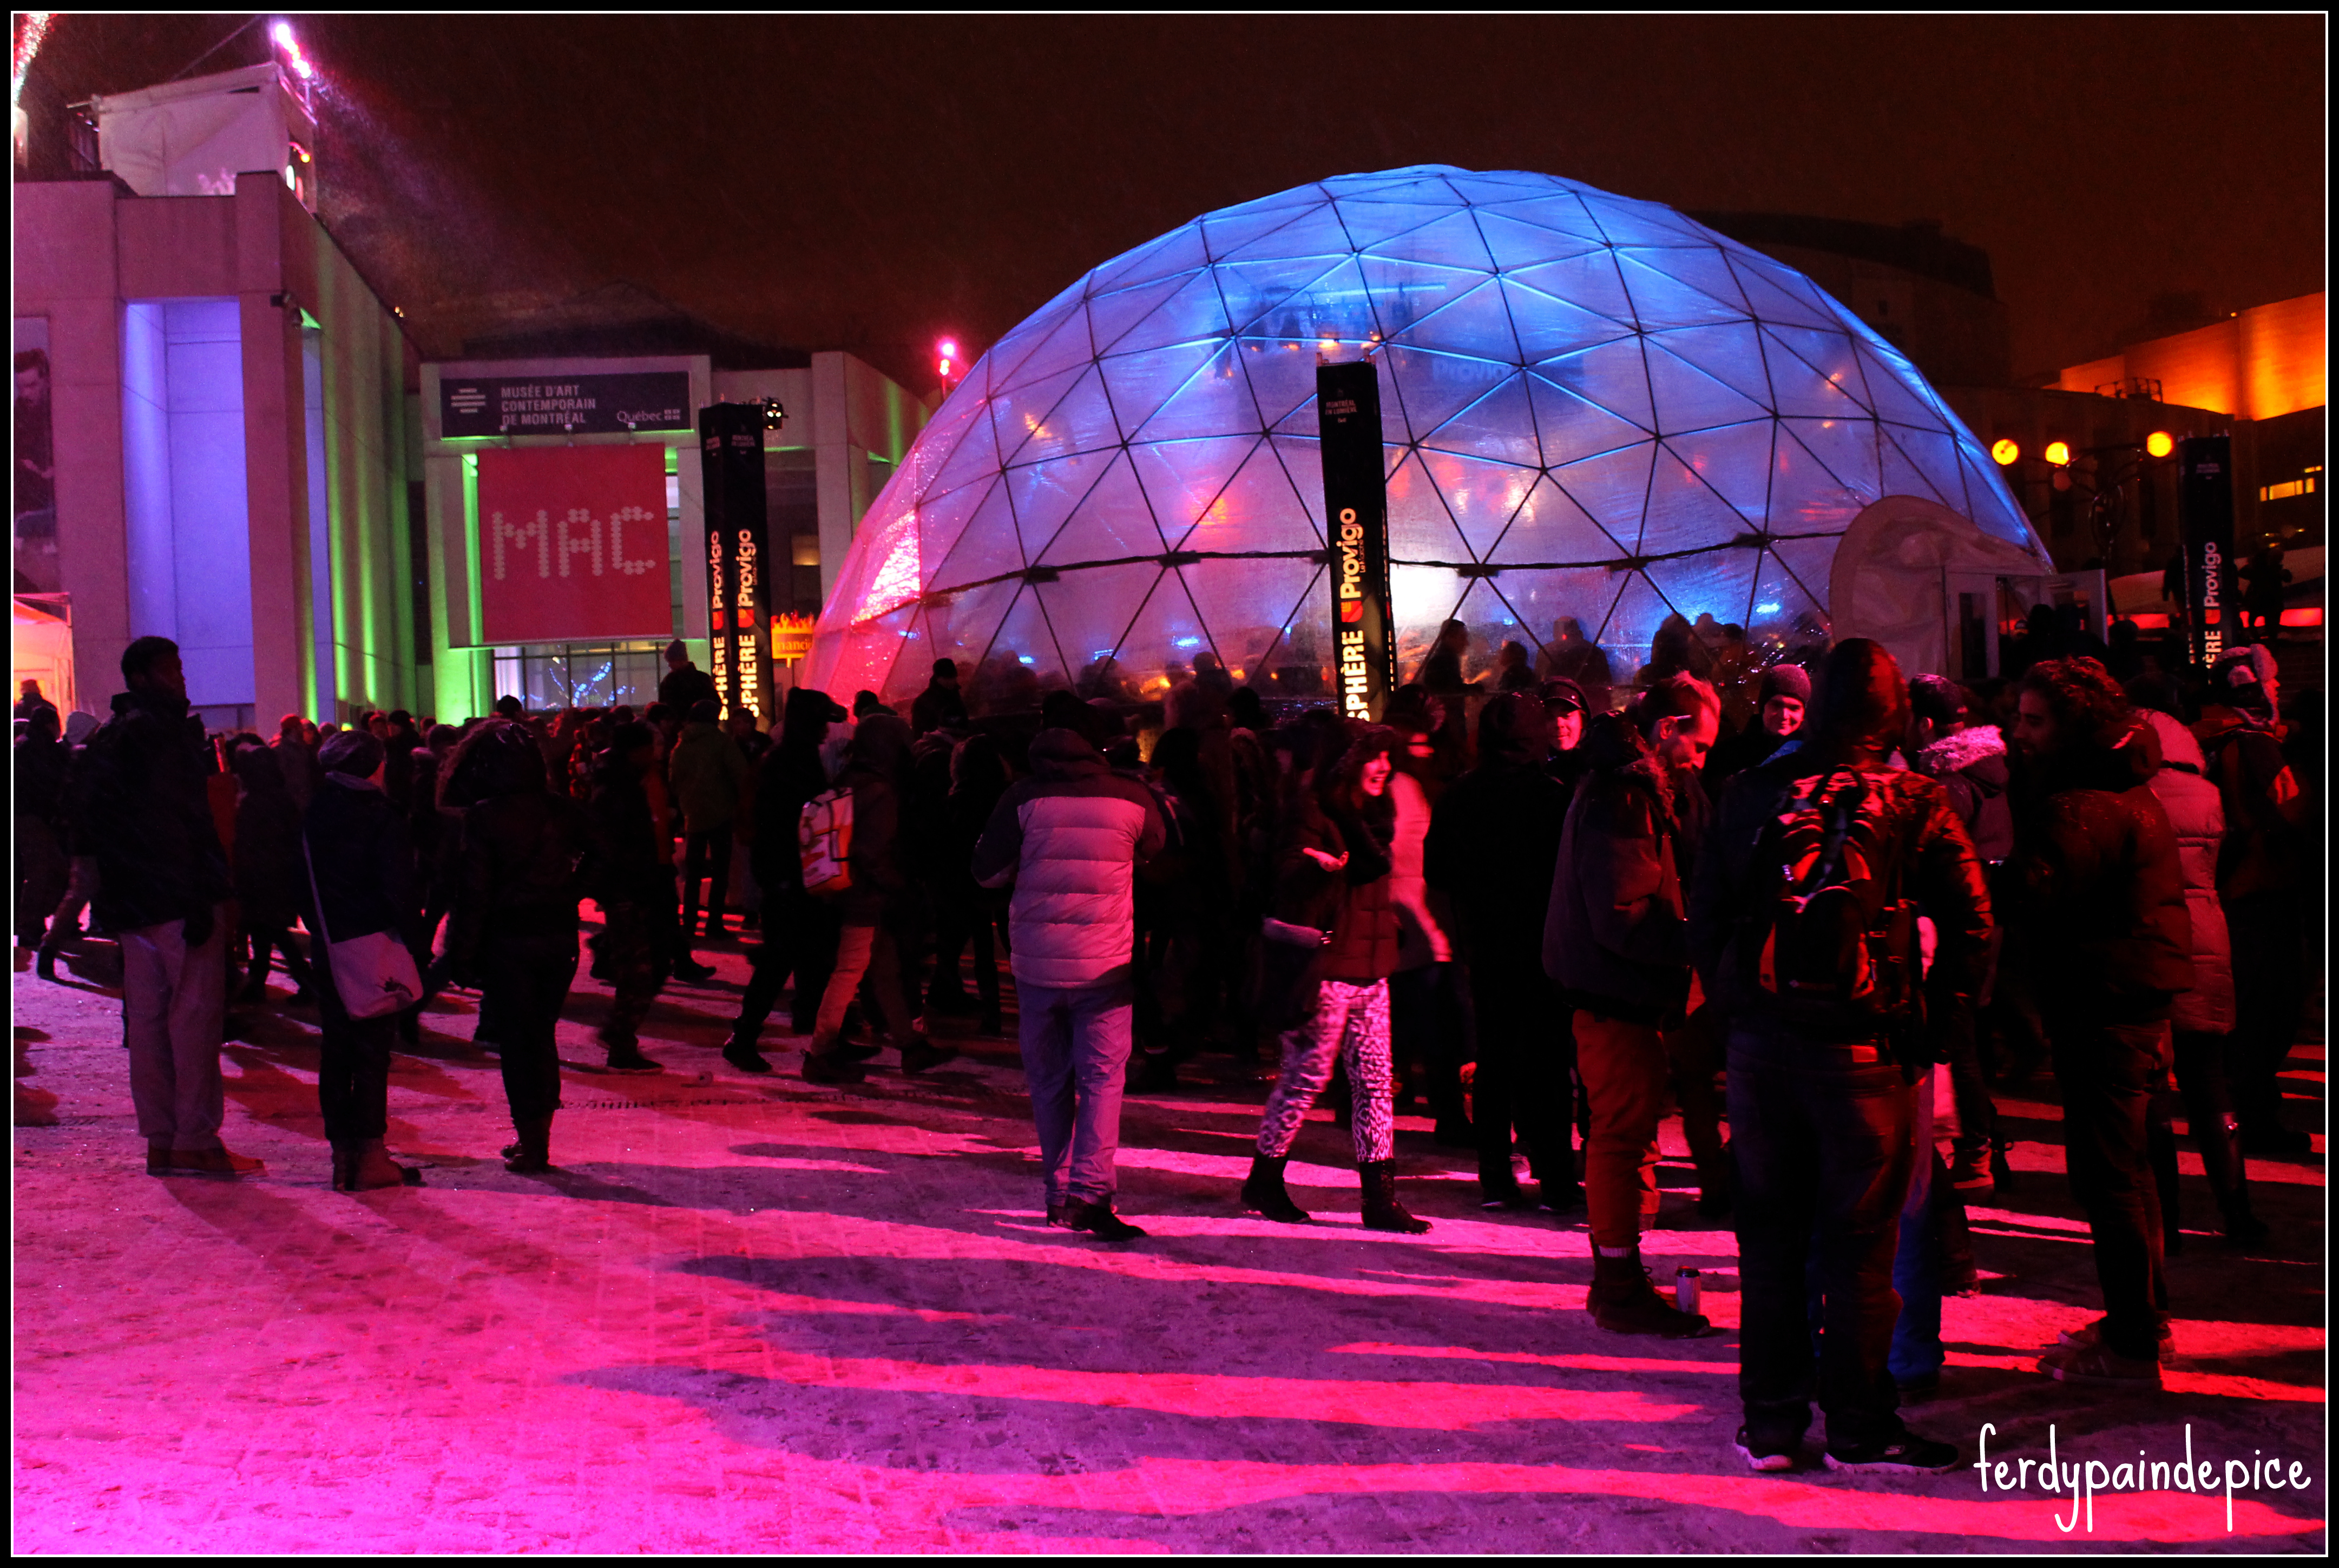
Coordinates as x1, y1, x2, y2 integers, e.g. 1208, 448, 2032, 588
805, 165, 2049, 711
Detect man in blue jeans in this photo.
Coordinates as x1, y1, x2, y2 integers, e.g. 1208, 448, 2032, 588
1690, 640, 1992, 1475
973, 722, 1165, 1240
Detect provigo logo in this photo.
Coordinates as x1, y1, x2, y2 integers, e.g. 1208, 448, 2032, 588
1336, 505, 1372, 719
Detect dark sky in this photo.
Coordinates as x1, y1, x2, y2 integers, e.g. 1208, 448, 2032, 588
25, 15, 2326, 389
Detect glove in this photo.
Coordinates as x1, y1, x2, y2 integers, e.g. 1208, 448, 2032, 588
182, 902, 216, 949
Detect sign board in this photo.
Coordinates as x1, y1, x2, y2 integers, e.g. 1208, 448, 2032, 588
1317, 360, 1395, 722
440, 372, 692, 438
699, 404, 776, 724
2178, 434, 2236, 669
475, 445, 672, 645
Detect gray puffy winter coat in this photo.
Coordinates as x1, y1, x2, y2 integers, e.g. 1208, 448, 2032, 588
972, 729, 1166, 989
2141, 711, 2234, 1035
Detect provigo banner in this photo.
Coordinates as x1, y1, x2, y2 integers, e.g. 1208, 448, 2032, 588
1317, 359, 1394, 722
477, 445, 672, 645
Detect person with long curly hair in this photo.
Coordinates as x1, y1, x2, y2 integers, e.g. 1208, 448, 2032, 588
1241, 724, 1428, 1233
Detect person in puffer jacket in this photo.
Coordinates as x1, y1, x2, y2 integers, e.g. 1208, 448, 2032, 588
2008, 657, 2192, 1388
2132, 705, 2265, 1248
974, 722, 1166, 1240
1239, 725, 1430, 1235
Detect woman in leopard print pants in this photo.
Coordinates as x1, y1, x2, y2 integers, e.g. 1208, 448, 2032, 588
1240, 725, 1428, 1233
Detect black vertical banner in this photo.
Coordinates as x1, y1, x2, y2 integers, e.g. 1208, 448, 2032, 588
2178, 434, 2235, 670
1317, 360, 1394, 722
698, 404, 774, 724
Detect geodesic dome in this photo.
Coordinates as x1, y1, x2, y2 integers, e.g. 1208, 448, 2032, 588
805, 164, 2047, 710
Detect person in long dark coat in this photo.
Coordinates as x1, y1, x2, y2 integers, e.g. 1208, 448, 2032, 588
231, 737, 316, 1003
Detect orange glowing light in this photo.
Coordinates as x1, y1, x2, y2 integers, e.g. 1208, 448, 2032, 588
2044, 440, 2073, 466
2145, 430, 2175, 458
1990, 438, 2020, 466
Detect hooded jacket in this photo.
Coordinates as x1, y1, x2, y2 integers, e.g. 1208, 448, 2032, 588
1688, 640, 1993, 1050
232, 742, 308, 930
2139, 711, 2233, 1035
667, 717, 748, 835
972, 727, 1166, 989
302, 772, 420, 950
2193, 676, 2305, 903
833, 714, 917, 924
2007, 721, 2193, 1017
1543, 711, 1691, 1021
1910, 723, 2015, 862
78, 687, 232, 933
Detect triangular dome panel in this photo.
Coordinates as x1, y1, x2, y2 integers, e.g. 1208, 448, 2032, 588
1488, 474, 1624, 566
1420, 447, 1541, 558
1030, 452, 1166, 568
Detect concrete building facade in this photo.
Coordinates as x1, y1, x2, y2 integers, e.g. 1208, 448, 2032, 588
15, 170, 415, 729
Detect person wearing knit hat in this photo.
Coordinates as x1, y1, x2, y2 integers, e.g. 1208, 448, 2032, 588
1703, 660, 1811, 790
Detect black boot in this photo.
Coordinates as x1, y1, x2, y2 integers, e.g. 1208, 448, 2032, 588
722, 1036, 774, 1074
1241, 1154, 1310, 1223
35, 947, 59, 983
1358, 1159, 1429, 1233
503, 1115, 554, 1173
1055, 1198, 1145, 1241
1587, 1244, 1712, 1336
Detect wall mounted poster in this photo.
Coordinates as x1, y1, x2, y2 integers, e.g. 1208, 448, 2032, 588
476, 444, 672, 645
15, 317, 57, 594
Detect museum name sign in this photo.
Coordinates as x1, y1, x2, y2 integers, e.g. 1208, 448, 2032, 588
440, 372, 693, 437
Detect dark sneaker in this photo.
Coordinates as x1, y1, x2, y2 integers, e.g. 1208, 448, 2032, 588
900, 1039, 959, 1075
671, 958, 717, 984
2039, 1341, 2165, 1389
721, 1044, 773, 1075
801, 1052, 867, 1085
2057, 1315, 2173, 1363
1823, 1432, 1959, 1474
1734, 1426, 1799, 1472
602, 1042, 665, 1073
1948, 1143, 1995, 1199
1062, 1200, 1145, 1241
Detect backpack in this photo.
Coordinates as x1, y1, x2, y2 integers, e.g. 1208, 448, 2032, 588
1740, 768, 1923, 1036
798, 785, 854, 897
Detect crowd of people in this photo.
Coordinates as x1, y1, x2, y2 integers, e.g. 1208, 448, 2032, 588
11, 608, 2320, 1474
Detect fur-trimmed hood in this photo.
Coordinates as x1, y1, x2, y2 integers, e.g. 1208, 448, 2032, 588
1915, 723, 2007, 780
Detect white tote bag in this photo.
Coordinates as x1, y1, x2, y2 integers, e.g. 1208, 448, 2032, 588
302, 834, 422, 1019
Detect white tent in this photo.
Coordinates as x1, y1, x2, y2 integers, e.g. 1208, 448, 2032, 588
806, 166, 2052, 708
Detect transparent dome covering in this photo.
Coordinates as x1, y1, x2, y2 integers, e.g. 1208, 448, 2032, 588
805, 164, 2041, 709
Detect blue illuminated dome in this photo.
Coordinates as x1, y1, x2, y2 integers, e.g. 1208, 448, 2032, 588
807, 165, 2045, 707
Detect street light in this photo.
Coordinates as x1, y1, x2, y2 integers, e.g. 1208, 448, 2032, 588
1990, 438, 2021, 466
2043, 440, 2073, 467
2145, 430, 2175, 459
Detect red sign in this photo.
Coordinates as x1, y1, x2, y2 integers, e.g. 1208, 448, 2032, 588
476, 445, 672, 645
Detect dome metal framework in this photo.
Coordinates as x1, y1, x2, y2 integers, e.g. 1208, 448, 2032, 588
805, 164, 2044, 708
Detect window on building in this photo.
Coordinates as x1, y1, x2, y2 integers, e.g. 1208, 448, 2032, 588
2260, 477, 2318, 503
491, 641, 669, 712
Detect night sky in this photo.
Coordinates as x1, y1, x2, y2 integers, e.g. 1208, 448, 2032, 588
22, 15, 2325, 391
